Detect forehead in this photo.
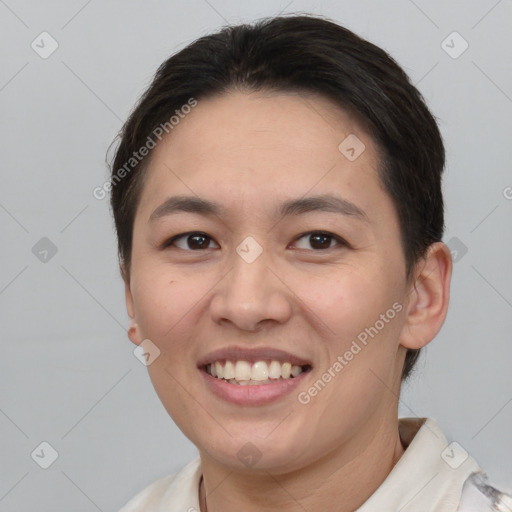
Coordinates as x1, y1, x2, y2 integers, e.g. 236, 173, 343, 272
137, 90, 387, 220
150, 89, 375, 163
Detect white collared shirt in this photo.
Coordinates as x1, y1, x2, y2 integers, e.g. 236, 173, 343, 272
119, 417, 512, 511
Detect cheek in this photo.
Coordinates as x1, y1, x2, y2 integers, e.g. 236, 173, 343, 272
295, 269, 392, 341
131, 265, 202, 348
292, 265, 405, 391
298, 273, 405, 422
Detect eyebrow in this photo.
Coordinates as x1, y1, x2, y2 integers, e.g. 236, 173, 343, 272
148, 194, 369, 223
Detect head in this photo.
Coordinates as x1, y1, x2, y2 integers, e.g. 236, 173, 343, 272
108, 15, 451, 471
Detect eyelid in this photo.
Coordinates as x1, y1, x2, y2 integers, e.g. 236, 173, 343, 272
291, 231, 349, 250
161, 231, 217, 250
161, 230, 349, 251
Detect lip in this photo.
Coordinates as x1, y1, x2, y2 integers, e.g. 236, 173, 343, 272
199, 366, 312, 406
197, 345, 313, 367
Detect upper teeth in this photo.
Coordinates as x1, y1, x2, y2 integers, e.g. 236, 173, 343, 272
207, 360, 305, 381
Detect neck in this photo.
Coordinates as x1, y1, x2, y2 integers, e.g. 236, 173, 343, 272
198, 413, 406, 512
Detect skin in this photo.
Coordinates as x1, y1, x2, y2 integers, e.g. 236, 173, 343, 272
124, 90, 452, 512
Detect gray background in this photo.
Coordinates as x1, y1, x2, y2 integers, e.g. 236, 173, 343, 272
0, 0, 511, 510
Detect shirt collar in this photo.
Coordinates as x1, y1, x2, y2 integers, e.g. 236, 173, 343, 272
357, 417, 481, 511
159, 417, 482, 512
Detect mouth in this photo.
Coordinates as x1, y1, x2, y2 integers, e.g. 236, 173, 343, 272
197, 346, 313, 405
201, 359, 313, 385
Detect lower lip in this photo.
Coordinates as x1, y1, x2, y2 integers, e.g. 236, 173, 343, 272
199, 368, 311, 406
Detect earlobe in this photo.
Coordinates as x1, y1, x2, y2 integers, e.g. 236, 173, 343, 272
127, 317, 141, 346
400, 242, 453, 350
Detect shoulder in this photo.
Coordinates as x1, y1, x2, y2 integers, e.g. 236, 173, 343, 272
118, 472, 178, 512
457, 471, 512, 512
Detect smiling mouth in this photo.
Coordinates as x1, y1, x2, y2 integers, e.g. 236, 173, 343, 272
202, 359, 313, 385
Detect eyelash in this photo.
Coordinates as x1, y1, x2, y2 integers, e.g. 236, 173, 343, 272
161, 231, 349, 252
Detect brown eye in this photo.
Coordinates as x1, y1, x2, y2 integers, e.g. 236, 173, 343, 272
164, 232, 219, 251
292, 231, 347, 250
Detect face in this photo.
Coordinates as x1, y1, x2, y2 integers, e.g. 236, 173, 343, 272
125, 90, 413, 473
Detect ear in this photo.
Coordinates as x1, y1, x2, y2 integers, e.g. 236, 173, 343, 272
399, 242, 453, 350
124, 267, 142, 347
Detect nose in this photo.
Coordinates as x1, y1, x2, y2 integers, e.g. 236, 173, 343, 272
209, 243, 292, 332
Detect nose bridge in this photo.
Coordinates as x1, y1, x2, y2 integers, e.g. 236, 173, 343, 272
210, 235, 291, 330
229, 234, 273, 303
